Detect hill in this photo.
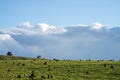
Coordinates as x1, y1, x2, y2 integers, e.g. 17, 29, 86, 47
0, 55, 34, 60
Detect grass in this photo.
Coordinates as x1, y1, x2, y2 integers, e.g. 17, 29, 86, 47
0, 55, 120, 80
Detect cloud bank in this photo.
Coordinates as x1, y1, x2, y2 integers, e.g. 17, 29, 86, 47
0, 22, 120, 60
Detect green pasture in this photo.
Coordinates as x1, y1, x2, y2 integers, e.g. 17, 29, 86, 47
0, 56, 120, 80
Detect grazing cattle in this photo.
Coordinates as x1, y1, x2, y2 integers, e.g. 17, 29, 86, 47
86, 71, 90, 74
41, 76, 46, 79
29, 71, 36, 79
43, 62, 47, 65
110, 65, 114, 68
17, 75, 21, 78
48, 75, 53, 79
22, 64, 25, 66
7, 69, 11, 72
104, 64, 107, 67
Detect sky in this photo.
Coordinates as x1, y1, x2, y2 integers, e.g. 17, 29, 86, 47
0, 0, 120, 60
0, 0, 120, 28
0, 22, 120, 60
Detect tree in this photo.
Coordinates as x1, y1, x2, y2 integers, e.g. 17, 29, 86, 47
37, 55, 41, 59
7, 51, 13, 56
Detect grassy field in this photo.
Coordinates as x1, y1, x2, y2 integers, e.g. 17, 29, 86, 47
0, 55, 120, 80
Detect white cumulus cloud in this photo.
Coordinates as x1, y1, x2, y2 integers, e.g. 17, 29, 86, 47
36, 23, 56, 32
0, 34, 11, 40
91, 22, 103, 30
0, 22, 120, 60
18, 22, 33, 28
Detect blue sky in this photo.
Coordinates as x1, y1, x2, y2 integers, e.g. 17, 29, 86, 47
0, 0, 120, 28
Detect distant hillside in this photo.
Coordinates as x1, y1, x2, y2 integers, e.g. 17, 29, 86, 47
0, 55, 34, 60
